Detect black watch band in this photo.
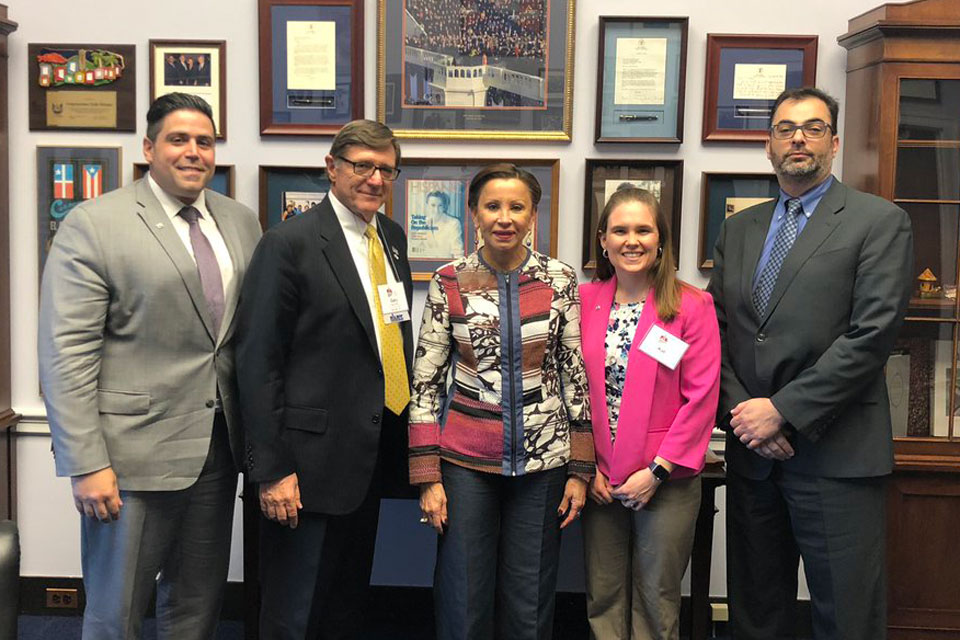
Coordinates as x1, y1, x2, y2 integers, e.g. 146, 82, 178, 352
648, 462, 671, 482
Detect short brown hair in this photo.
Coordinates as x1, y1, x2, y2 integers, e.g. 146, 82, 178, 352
467, 163, 541, 211
329, 119, 401, 165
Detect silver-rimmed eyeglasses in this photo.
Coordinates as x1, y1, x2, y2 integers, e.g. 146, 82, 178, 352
770, 120, 833, 140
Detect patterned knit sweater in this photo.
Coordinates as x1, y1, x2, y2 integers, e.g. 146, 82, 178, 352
408, 250, 595, 484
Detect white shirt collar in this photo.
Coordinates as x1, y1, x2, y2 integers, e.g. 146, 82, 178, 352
146, 171, 209, 222
329, 189, 377, 237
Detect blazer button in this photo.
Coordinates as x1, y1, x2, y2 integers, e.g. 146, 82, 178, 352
206, 399, 216, 408
372, 413, 381, 424
756, 333, 766, 343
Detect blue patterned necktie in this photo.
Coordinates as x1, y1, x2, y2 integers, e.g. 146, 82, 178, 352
752, 198, 803, 317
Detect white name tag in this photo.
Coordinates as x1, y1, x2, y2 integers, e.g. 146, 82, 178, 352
638, 324, 689, 370
378, 282, 410, 324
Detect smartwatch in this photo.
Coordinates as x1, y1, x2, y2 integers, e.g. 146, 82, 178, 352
648, 461, 671, 483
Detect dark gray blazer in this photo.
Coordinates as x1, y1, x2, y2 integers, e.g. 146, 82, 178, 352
707, 178, 913, 480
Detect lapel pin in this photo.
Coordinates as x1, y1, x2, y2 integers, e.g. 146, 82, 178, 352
595, 304, 601, 310
155, 222, 164, 229
392, 247, 400, 260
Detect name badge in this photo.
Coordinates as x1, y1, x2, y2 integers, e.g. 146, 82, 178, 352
638, 324, 689, 370
378, 282, 410, 324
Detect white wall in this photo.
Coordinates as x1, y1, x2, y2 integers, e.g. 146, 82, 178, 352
8, 0, 885, 594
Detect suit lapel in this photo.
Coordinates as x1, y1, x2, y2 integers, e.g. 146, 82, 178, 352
206, 194, 243, 347
134, 180, 218, 343
614, 291, 660, 453
583, 280, 616, 457
740, 201, 776, 324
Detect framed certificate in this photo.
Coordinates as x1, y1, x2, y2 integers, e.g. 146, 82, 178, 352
387, 158, 559, 279
376, 0, 576, 141
258, 0, 363, 136
595, 16, 688, 144
702, 34, 818, 142
133, 163, 235, 198
259, 165, 330, 229
582, 159, 683, 270
149, 40, 227, 140
29, 44, 136, 131
698, 172, 779, 270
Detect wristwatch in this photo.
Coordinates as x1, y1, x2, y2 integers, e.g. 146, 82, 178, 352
648, 461, 671, 483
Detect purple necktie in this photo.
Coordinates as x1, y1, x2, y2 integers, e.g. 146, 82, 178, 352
178, 206, 225, 333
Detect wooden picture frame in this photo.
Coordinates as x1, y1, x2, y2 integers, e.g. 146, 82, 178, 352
149, 39, 227, 140
698, 171, 779, 270
133, 162, 235, 198
701, 34, 817, 142
259, 165, 330, 229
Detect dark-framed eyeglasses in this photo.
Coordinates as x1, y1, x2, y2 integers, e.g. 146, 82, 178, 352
336, 156, 401, 181
770, 120, 833, 140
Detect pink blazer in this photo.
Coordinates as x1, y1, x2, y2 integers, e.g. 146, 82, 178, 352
579, 279, 720, 485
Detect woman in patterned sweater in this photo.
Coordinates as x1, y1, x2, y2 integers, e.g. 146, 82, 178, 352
409, 163, 595, 640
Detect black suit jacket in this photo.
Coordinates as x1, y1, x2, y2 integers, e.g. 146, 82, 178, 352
236, 197, 415, 514
707, 178, 913, 480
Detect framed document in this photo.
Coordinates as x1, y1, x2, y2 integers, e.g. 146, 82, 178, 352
37, 146, 122, 278
149, 40, 227, 140
258, 0, 363, 136
259, 165, 330, 229
387, 158, 560, 279
133, 163, 235, 198
702, 34, 817, 142
582, 159, 682, 270
376, 0, 576, 141
595, 16, 688, 144
29, 44, 136, 131
698, 172, 779, 270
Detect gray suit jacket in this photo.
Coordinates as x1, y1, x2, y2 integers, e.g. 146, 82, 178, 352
707, 178, 913, 480
39, 178, 262, 491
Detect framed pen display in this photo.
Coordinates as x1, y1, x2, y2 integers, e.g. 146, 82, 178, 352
149, 40, 227, 139
133, 163, 235, 198
259, 165, 330, 229
387, 158, 560, 279
698, 172, 779, 270
376, 0, 576, 141
29, 43, 136, 131
582, 159, 682, 271
701, 34, 817, 142
595, 16, 688, 144
258, 0, 363, 136
37, 146, 122, 278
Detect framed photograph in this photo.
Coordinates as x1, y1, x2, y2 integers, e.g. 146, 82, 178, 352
37, 146, 122, 278
387, 158, 560, 279
29, 43, 136, 131
698, 172, 779, 270
150, 40, 226, 140
259, 165, 330, 229
701, 34, 817, 142
377, 0, 576, 141
133, 163, 235, 198
258, 0, 364, 136
582, 159, 682, 270
595, 16, 688, 144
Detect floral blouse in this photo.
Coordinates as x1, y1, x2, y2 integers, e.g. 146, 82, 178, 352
604, 301, 644, 442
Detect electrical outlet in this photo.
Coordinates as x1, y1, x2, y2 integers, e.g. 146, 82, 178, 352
45, 588, 78, 609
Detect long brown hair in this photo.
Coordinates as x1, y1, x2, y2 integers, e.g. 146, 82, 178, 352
594, 187, 688, 322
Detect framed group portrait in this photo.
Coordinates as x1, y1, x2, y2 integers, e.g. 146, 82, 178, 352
133, 163, 235, 198
698, 172, 779, 270
258, 0, 364, 136
595, 16, 688, 144
376, 0, 576, 141
582, 158, 683, 271
149, 40, 227, 139
387, 158, 560, 279
701, 34, 818, 142
259, 165, 330, 229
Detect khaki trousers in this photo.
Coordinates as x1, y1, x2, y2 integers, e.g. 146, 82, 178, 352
581, 475, 701, 640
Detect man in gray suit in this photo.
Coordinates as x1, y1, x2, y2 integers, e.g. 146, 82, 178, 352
708, 87, 913, 640
38, 93, 261, 640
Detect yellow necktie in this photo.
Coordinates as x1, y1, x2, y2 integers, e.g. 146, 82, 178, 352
365, 224, 410, 415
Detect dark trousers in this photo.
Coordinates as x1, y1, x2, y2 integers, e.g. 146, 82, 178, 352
726, 467, 886, 640
435, 461, 567, 640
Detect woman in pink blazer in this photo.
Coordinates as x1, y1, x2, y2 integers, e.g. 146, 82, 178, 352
579, 187, 720, 640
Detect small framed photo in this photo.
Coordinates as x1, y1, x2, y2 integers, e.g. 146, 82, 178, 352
37, 146, 122, 278
698, 172, 779, 270
149, 40, 227, 140
133, 163, 235, 198
377, 0, 576, 141
259, 165, 330, 229
387, 158, 560, 280
595, 16, 688, 144
29, 43, 136, 131
701, 34, 818, 142
582, 159, 683, 270
258, 0, 364, 136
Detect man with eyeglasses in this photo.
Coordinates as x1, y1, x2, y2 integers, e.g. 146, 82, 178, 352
236, 120, 414, 639
707, 87, 913, 640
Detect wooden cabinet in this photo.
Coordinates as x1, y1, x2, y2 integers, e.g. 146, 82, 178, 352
839, 1, 960, 637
